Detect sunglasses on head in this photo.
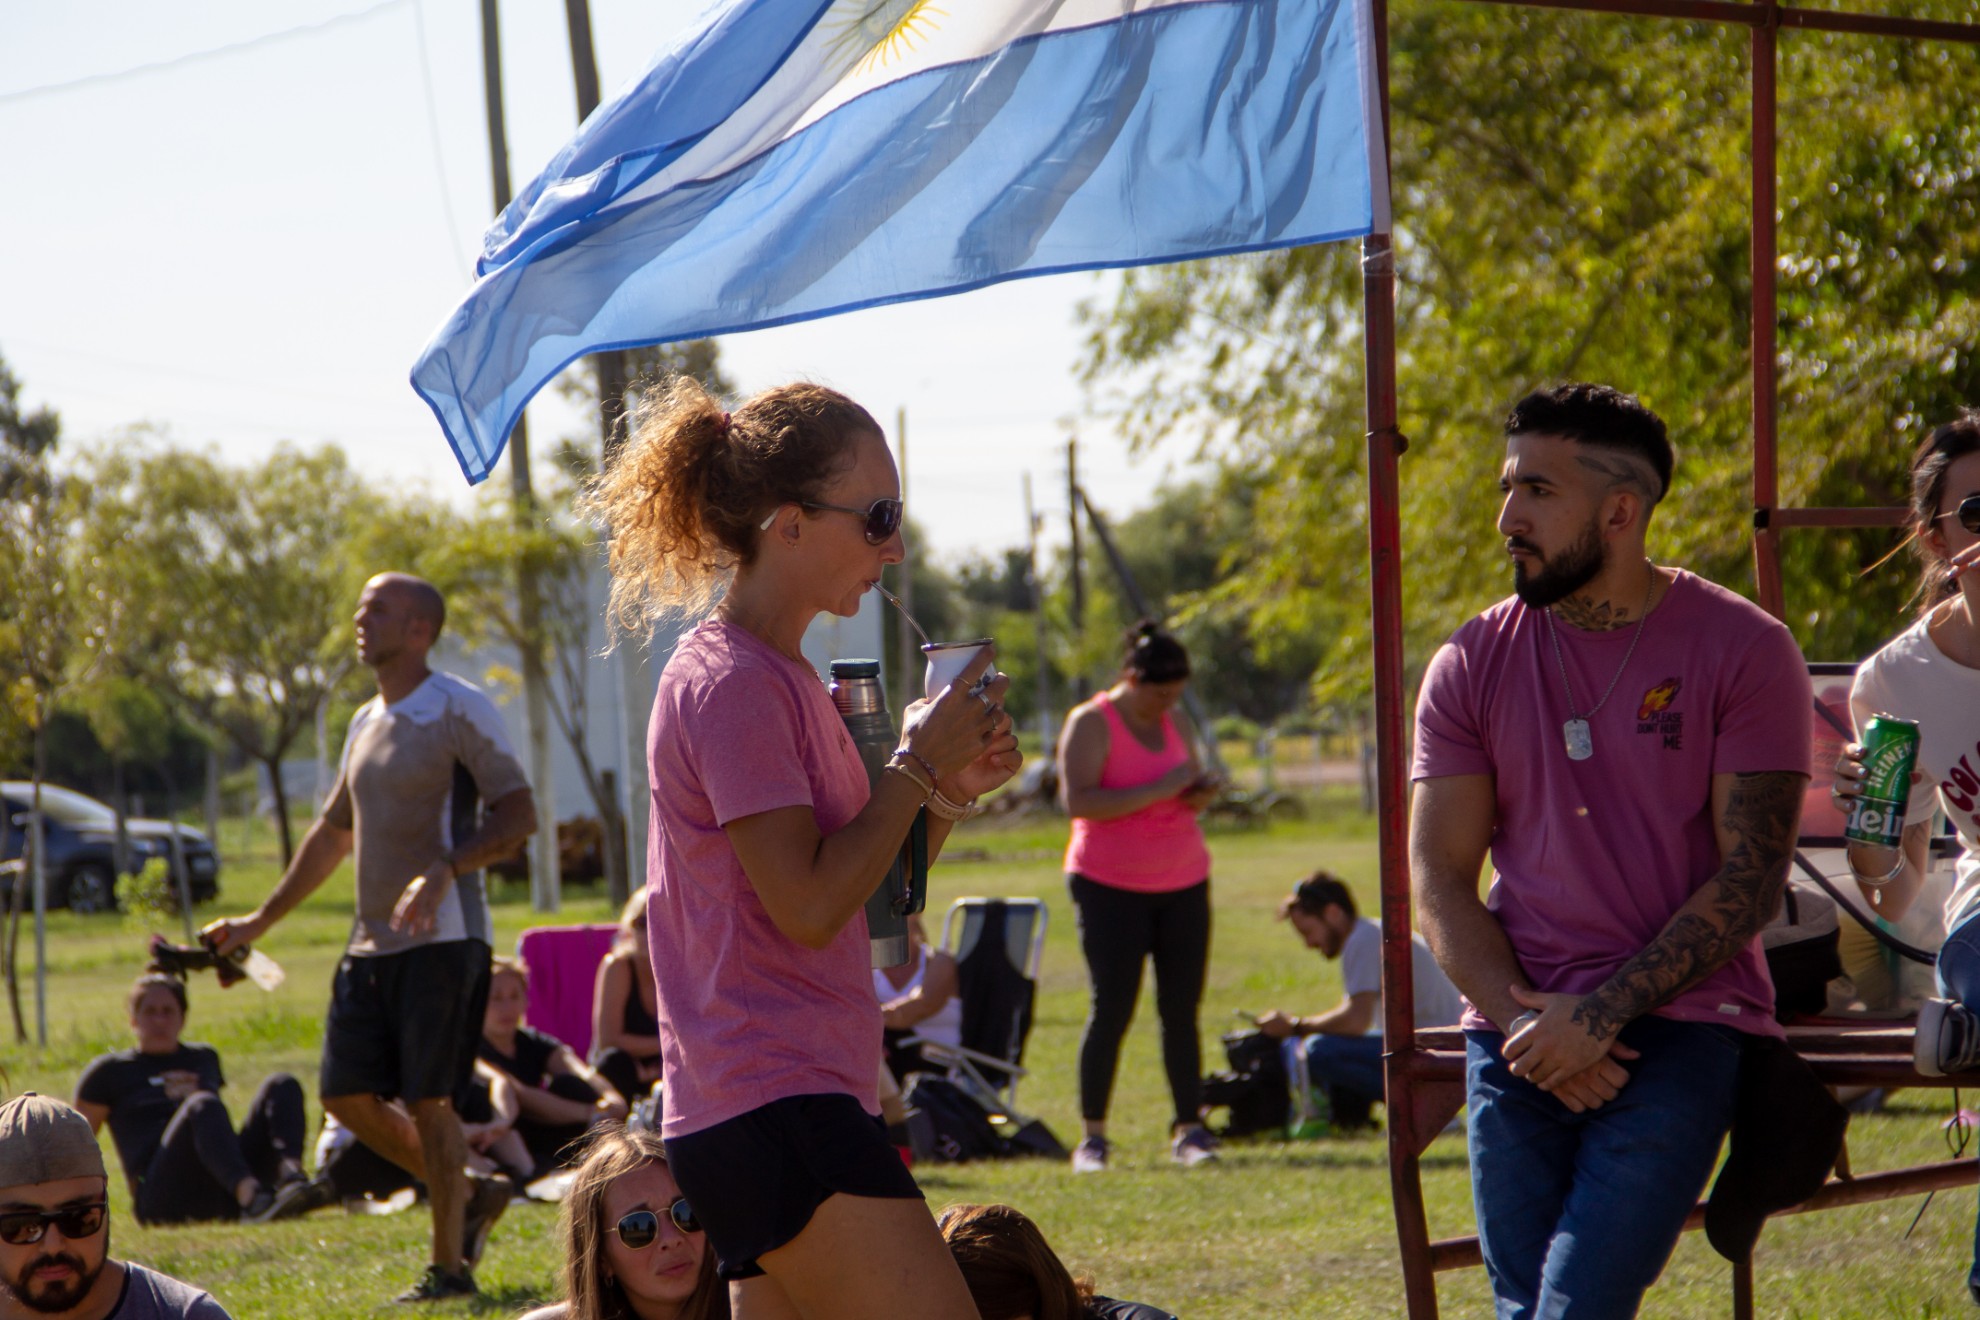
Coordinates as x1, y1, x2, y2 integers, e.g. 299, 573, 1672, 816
758, 497, 904, 545
0, 1203, 106, 1247
1938, 494, 1980, 536
613, 1199, 701, 1249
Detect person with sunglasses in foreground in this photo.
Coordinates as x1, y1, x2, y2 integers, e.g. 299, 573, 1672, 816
581, 378, 1021, 1320
1833, 409, 1980, 1304
0, 1093, 231, 1319
520, 1127, 725, 1320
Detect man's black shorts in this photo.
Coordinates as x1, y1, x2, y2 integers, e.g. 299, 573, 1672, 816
321, 939, 491, 1103
664, 1092, 921, 1280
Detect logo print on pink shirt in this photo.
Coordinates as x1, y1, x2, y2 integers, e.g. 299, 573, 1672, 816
1637, 678, 1685, 749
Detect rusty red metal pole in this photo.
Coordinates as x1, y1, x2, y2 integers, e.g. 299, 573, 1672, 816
1751, 0, 1784, 619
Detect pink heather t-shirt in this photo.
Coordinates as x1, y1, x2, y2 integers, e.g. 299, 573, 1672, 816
1411, 571, 1811, 1039
1063, 691, 1212, 893
646, 619, 880, 1138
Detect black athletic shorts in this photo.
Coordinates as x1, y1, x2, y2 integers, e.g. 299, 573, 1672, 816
664, 1092, 922, 1280
321, 939, 491, 1103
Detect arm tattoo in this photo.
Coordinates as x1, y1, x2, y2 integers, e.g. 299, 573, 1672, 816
1571, 771, 1804, 1041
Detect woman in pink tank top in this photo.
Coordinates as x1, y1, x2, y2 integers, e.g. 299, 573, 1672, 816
1056, 622, 1221, 1172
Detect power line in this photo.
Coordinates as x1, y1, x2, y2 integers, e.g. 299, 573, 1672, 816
0, 0, 411, 105
410, 0, 474, 283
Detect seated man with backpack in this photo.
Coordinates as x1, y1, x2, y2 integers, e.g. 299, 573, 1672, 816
1253, 871, 1464, 1129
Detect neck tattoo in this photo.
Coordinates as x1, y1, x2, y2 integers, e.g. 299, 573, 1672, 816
1545, 562, 1657, 761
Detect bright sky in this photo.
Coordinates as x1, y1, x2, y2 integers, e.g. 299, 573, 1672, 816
0, 0, 1203, 565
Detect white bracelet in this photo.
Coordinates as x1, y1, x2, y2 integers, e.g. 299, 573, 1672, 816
1847, 846, 1906, 886
925, 789, 980, 822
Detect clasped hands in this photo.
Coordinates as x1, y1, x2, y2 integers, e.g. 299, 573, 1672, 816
900, 646, 1023, 802
1500, 985, 1641, 1114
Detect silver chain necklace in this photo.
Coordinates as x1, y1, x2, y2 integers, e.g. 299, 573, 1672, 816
1544, 564, 1657, 761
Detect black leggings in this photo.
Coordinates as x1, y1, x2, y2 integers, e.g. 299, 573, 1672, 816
134, 1074, 306, 1225
1069, 874, 1211, 1128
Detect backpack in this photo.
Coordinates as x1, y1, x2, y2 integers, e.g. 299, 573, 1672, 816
901, 1075, 1068, 1163
1201, 1030, 1292, 1137
1761, 873, 1843, 1021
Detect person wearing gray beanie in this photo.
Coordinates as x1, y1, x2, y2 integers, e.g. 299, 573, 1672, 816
0, 1093, 232, 1320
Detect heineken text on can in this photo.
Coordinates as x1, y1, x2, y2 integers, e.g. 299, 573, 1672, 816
1844, 714, 1920, 849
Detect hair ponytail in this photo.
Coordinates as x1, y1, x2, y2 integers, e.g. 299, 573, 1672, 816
1121, 618, 1190, 684
580, 378, 881, 641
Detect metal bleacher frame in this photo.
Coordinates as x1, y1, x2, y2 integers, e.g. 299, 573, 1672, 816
1354, 2, 1980, 1315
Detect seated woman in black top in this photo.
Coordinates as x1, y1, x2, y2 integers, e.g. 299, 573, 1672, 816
73, 972, 310, 1224
479, 956, 628, 1175
590, 891, 662, 1104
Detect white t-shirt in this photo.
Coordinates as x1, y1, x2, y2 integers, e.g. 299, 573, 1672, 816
1339, 916, 1464, 1034
1850, 611, 1980, 931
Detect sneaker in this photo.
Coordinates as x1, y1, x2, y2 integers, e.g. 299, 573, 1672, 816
1070, 1136, 1111, 1174
395, 1265, 476, 1303
1171, 1125, 1219, 1168
1915, 998, 1980, 1077
240, 1183, 275, 1222
461, 1172, 513, 1270
254, 1175, 337, 1223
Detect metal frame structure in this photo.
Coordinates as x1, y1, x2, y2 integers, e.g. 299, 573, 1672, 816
1360, 2, 1980, 1315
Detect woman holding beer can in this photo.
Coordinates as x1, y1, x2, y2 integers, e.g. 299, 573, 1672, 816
1834, 409, 1980, 1300
582, 379, 1021, 1320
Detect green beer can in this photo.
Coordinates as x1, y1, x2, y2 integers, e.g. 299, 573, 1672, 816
1845, 713, 1920, 849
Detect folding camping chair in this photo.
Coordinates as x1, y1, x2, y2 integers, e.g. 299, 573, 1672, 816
513, 923, 619, 1056
904, 896, 1049, 1114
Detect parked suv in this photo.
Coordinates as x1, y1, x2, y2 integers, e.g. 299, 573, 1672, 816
0, 782, 220, 915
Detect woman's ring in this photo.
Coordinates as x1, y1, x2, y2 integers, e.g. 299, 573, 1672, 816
976, 690, 995, 714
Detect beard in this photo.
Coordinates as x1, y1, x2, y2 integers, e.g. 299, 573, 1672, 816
4, 1250, 102, 1314
1511, 519, 1606, 609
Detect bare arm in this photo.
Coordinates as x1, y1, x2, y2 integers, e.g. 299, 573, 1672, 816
590, 955, 659, 1059
1057, 704, 1196, 820
393, 787, 539, 938
1506, 770, 1805, 1090
1259, 991, 1378, 1038
1409, 774, 1529, 1031
535, 1044, 629, 1122
72, 1098, 110, 1134
881, 950, 959, 1031
202, 815, 353, 955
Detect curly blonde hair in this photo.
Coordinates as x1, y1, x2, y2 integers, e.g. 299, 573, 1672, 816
579, 376, 882, 639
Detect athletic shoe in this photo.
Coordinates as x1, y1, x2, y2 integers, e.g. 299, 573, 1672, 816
1915, 998, 1980, 1077
250, 1175, 337, 1224
461, 1172, 513, 1269
1070, 1136, 1111, 1174
394, 1266, 476, 1303
1171, 1126, 1219, 1168
239, 1183, 275, 1222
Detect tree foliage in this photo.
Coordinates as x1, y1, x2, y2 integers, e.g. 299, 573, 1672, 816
1081, 2, 1980, 695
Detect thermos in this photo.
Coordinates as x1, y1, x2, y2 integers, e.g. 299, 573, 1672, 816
829, 660, 928, 968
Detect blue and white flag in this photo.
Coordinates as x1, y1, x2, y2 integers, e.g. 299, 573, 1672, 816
414, 0, 1390, 483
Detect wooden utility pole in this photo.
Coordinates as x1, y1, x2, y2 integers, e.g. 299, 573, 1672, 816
1067, 438, 1087, 700
480, 0, 561, 911
895, 407, 917, 701
1023, 473, 1052, 755
562, 0, 635, 904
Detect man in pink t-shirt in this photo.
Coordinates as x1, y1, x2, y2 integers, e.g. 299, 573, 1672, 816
1411, 384, 1810, 1319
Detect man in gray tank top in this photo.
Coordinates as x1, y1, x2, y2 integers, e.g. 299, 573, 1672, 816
205, 573, 537, 1302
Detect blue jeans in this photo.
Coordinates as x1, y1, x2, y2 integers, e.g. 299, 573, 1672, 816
1303, 1033, 1385, 1122
1465, 1014, 1743, 1320
1935, 911, 1980, 1292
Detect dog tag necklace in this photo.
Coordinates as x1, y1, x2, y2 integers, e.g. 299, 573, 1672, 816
1545, 564, 1656, 762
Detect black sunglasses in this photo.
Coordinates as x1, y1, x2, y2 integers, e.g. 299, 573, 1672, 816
613, 1199, 701, 1249
0, 1203, 107, 1247
1938, 494, 1980, 536
760, 498, 904, 545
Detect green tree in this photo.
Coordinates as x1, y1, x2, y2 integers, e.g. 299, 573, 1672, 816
1081, 3, 1980, 691
81, 442, 377, 865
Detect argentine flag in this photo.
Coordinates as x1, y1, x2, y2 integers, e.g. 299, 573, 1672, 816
414, 0, 1390, 484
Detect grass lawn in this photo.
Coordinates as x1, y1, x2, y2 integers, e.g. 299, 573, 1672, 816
4, 791, 1978, 1317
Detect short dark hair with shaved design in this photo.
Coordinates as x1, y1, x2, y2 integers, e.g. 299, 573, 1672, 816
1505, 383, 1674, 508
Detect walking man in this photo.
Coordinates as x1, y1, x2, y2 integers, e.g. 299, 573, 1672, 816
1410, 384, 1810, 1317
0, 1093, 231, 1319
206, 572, 537, 1302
